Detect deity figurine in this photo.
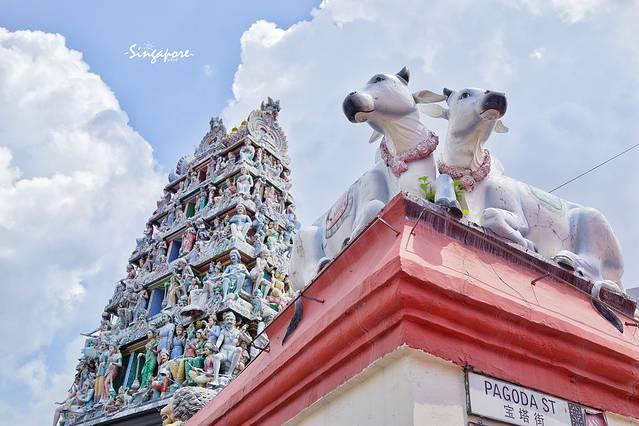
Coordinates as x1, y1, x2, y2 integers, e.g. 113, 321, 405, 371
164, 276, 182, 308
267, 270, 291, 311
126, 264, 137, 280
174, 258, 197, 294
250, 249, 272, 294
179, 223, 197, 255
239, 139, 255, 162
235, 167, 254, 197
221, 250, 250, 299
206, 316, 221, 347
102, 345, 122, 401
265, 222, 279, 251
157, 313, 175, 361
132, 288, 149, 320
166, 203, 177, 227
168, 324, 187, 384
175, 204, 186, 226
226, 151, 236, 168
195, 188, 208, 213
187, 343, 216, 387
183, 328, 207, 385
195, 218, 211, 243
229, 204, 252, 242
211, 312, 252, 385
254, 147, 264, 170
225, 177, 236, 196
188, 278, 209, 310
188, 169, 199, 189
151, 350, 172, 398
139, 330, 158, 389
207, 184, 217, 208
170, 324, 186, 360
252, 177, 265, 204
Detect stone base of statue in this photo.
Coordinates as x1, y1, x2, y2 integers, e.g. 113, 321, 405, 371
186, 194, 639, 426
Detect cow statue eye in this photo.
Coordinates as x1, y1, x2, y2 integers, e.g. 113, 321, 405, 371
375, 76, 385, 83
460, 92, 470, 99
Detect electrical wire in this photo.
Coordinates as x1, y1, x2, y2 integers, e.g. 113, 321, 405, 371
549, 142, 639, 193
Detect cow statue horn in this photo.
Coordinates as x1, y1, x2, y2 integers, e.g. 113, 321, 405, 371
396, 67, 409, 84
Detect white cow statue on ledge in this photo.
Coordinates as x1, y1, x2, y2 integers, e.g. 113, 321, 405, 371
424, 87, 624, 289
289, 67, 448, 291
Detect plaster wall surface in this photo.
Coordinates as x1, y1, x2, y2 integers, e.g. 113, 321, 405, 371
288, 347, 638, 426
288, 347, 467, 426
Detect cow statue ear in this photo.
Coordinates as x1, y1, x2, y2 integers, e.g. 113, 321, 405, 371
413, 90, 448, 104
421, 104, 449, 120
369, 130, 383, 144
495, 120, 509, 133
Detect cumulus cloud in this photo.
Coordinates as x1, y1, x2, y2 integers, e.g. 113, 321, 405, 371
223, 0, 639, 288
0, 28, 163, 424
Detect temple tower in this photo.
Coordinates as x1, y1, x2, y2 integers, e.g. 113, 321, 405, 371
54, 98, 298, 425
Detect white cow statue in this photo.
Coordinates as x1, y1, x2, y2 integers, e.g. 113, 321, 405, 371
289, 67, 448, 291
424, 88, 624, 289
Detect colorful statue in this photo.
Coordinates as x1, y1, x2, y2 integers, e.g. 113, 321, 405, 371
229, 204, 252, 242
210, 312, 252, 385
239, 139, 255, 162
235, 167, 254, 197
139, 330, 158, 389
221, 250, 250, 299
102, 345, 122, 401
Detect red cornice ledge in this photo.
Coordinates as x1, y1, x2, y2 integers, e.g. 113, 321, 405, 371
188, 194, 639, 425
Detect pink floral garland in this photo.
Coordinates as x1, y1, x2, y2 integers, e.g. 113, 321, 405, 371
438, 150, 491, 192
380, 131, 439, 177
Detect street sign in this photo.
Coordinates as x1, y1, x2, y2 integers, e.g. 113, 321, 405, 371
466, 371, 594, 426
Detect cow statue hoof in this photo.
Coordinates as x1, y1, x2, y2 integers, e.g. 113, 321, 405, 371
436, 198, 463, 219
434, 174, 463, 219
317, 257, 332, 272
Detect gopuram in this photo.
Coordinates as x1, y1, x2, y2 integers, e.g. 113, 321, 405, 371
57, 68, 639, 426
54, 98, 298, 426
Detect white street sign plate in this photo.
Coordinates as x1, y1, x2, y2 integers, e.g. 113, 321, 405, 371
467, 372, 573, 426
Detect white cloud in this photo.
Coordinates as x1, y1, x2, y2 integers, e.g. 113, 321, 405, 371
223, 0, 639, 290
0, 28, 164, 424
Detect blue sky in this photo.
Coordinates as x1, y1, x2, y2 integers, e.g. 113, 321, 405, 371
2, 0, 319, 170
1, 1, 639, 424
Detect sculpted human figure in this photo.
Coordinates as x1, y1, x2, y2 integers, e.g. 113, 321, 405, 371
211, 312, 252, 385
165, 276, 182, 308
187, 343, 216, 387
195, 188, 208, 213
222, 250, 250, 299
139, 330, 158, 389
250, 249, 272, 294
180, 223, 197, 255
235, 167, 254, 197
239, 139, 255, 162
157, 313, 175, 360
166, 203, 177, 228
229, 204, 252, 242
206, 316, 221, 347
225, 177, 236, 195
183, 328, 206, 385
151, 350, 172, 397
102, 345, 122, 401
94, 343, 109, 401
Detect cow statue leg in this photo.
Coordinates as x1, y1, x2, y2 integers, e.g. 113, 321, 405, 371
351, 199, 386, 240
481, 207, 536, 252
553, 207, 624, 289
289, 225, 327, 292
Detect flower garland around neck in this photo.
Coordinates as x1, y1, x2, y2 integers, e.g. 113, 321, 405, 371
438, 150, 491, 192
380, 131, 439, 178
